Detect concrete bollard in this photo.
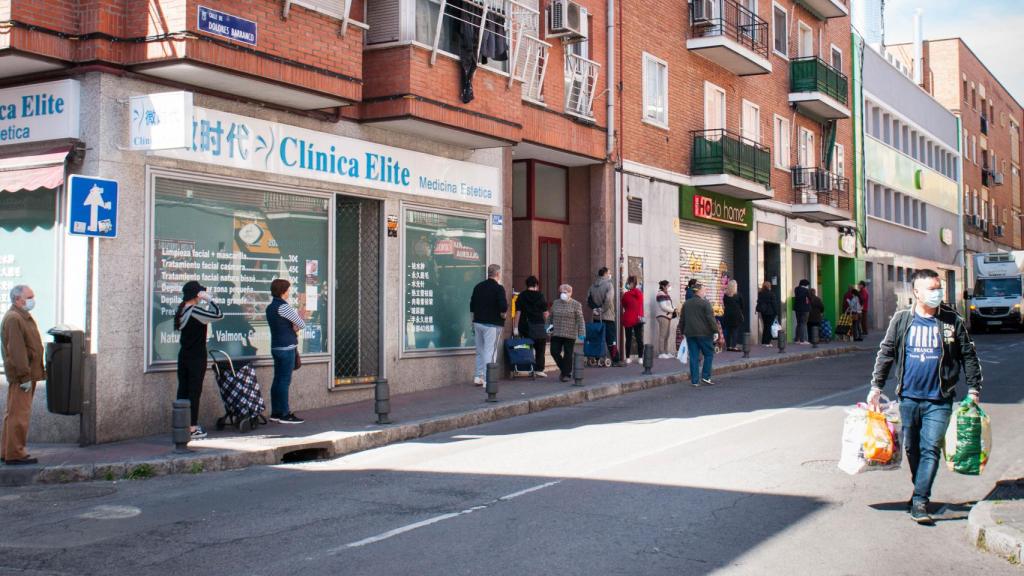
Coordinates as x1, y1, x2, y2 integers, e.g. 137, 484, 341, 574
172, 400, 191, 452
810, 325, 820, 348
742, 332, 751, 358
374, 378, 391, 425
485, 362, 499, 402
573, 351, 585, 386
641, 344, 654, 375
778, 329, 787, 354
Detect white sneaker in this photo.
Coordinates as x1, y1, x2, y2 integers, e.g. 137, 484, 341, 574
625, 357, 633, 364
658, 353, 671, 359
473, 377, 484, 387
533, 371, 548, 378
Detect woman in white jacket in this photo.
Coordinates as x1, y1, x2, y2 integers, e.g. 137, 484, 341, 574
655, 280, 677, 358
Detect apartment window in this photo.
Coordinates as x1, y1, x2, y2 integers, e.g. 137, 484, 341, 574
892, 119, 901, 150
887, 265, 895, 282
921, 203, 928, 230
971, 85, 976, 109
642, 53, 668, 127
962, 129, 968, 160
870, 106, 880, 138
882, 113, 891, 144
704, 82, 727, 132
884, 188, 892, 220
873, 184, 882, 216
964, 189, 971, 215
830, 45, 843, 70
963, 78, 969, 102
832, 144, 845, 176
414, 0, 510, 73
774, 115, 791, 169
742, 100, 761, 143
912, 130, 919, 159
798, 127, 815, 167
772, 4, 788, 57
901, 125, 909, 155
912, 199, 920, 229
971, 135, 977, 164
797, 21, 813, 58
897, 267, 904, 282
903, 195, 911, 226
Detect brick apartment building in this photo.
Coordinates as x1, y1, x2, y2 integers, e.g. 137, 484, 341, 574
618, 0, 856, 348
888, 38, 1024, 257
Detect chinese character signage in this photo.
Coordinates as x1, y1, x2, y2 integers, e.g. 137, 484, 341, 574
129, 91, 193, 151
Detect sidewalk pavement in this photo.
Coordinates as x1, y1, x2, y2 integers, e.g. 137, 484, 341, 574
968, 458, 1024, 566
0, 334, 881, 487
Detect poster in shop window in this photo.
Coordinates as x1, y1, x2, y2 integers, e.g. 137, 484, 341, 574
404, 209, 487, 352
149, 177, 329, 364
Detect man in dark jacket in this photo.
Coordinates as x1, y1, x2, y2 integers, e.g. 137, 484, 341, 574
1, 285, 45, 465
793, 279, 811, 344
470, 264, 508, 386
679, 282, 720, 387
868, 269, 982, 525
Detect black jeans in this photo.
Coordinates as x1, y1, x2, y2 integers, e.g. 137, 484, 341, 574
602, 320, 620, 362
176, 349, 206, 426
549, 336, 575, 378
726, 325, 744, 349
624, 324, 644, 358
760, 314, 775, 345
532, 337, 547, 372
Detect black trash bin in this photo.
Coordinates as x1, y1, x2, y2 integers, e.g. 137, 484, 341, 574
45, 327, 85, 415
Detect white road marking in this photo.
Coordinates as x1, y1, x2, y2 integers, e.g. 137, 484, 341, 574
324, 384, 867, 554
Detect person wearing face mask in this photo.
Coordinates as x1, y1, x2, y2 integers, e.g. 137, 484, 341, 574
868, 269, 983, 525
1, 285, 45, 465
548, 284, 586, 382
655, 280, 677, 359
621, 276, 645, 364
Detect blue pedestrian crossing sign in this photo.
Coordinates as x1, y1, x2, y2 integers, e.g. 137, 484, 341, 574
68, 175, 118, 238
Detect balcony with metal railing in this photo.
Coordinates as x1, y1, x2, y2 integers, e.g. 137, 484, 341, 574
788, 57, 850, 120
794, 0, 848, 20
790, 166, 851, 221
564, 52, 601, 119
690, 128, 773, 199
686, 0, 772, 76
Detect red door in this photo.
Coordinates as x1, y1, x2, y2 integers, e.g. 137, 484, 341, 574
538, 237, 562, 306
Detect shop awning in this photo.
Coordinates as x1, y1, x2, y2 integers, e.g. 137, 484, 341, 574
0, 146, 72, 193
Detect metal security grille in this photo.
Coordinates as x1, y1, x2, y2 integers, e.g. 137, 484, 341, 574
334, 196, 381, 387
678, 220, 734, 313
627, 196, 643, 224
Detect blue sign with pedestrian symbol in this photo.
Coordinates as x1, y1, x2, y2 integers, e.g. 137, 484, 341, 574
68, 175, 118, 238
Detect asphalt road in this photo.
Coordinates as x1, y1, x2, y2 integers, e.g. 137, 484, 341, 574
2, 333, 1023, 576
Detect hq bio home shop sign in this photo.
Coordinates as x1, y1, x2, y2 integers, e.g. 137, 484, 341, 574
0, 80, 80, 144
154, 107, 500, 207
679, 186, 752, 231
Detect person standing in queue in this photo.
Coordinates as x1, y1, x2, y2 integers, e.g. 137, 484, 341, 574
621, 276, 645, 364
722, 280, 745, 352
267, 279, 306, 424
587, 267, 622, 366
679, 282, 719, 387
1, 285, 45, 464
793, 279, 811, 344
655, 280, 677, 359
174, 281, 223, 440
470, 264, 508, 386
548, 284, 586, 382
513, 276, 550, 378
756, 281, 779, 347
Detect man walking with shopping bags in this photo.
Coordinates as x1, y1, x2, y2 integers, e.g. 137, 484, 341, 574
867, 269, 982, 524
1, 285, 45, 465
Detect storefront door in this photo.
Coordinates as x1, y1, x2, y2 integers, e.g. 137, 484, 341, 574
334, 196, 382, 387
538, 237, 561, 306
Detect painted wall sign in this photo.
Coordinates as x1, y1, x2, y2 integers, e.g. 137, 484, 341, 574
197, 6, 257, 46
679, 186, 752, 231
792, 224, 824, 250
154, 107, 500, 207
0, 80, 80, 145
129, 91, 193, 151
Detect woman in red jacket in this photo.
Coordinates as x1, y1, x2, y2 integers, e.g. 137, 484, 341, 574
621, 276, 645, 364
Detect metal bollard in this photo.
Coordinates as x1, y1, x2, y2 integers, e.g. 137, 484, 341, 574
485, 362, 499, 402
742, 332, 751, 358
778, 328, 787, 353
374, 379, 391, 425
810, 325, 820, 348
573, 351, 585, 386
642, 344, 654, 375
172, 400, 191, 452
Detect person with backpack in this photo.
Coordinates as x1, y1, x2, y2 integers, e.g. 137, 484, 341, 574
587, 267, 622, 366
174, 280, 223, 440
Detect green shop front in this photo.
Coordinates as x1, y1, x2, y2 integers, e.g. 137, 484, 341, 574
677, 186, 753, 332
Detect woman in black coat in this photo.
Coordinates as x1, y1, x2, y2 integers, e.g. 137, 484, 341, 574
722, 280, 745, 351
755, 281, 779, 346
513, 276, 550, 376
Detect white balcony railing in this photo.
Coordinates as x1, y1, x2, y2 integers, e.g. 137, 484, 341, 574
564, 52, 600, 117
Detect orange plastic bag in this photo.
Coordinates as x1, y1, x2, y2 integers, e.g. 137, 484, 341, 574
863, 410, 895, 464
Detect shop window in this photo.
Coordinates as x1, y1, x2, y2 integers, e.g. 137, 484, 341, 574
149, 177, 330, 365
0, 187, 58, 371
512, 161, 528, 218
514, 160, 568, 223
404, 208, 487, 353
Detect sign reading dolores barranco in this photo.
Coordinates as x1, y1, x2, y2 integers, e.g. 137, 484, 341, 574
154, 107, 500, 207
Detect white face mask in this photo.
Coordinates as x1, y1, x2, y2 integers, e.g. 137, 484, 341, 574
919, 288, 943, 308
23, 298, 35, 312
559, 292, 569, 301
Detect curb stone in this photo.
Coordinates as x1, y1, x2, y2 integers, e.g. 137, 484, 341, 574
1, 345, 864, 487
968, 466, 1024, 567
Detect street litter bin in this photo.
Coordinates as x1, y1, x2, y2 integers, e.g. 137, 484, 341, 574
45, 327, 85, 415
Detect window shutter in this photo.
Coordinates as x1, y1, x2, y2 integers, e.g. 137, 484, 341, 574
367, 0, 401, 44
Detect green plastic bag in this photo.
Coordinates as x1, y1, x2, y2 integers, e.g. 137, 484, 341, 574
944, 398, 991, 475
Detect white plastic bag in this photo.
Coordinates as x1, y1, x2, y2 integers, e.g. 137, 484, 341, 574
838, 397, 902, 475
677, 338, 688, 365
770, 319, 781, 339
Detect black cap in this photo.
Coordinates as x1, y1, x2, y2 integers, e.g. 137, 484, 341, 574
182, 280, 206, 301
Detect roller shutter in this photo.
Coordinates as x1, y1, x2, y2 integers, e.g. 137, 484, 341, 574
678, 220, 735, 315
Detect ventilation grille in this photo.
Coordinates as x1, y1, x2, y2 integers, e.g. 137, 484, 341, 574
627, 196, 643, 224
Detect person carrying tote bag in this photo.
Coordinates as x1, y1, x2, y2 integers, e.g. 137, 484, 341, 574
514, 276, 550, 377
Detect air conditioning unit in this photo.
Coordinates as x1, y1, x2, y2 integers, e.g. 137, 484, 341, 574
691, 0, 716, 23
994, 172, 1004, 185
792, 168, 809, 189
548, 0, 585, 39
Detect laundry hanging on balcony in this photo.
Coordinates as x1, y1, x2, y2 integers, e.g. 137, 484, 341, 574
447, 0, 484, 103
481, 10, 509, 64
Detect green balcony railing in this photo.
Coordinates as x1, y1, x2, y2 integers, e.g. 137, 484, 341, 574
691, 129, 772, 188
790, 57, 848, 105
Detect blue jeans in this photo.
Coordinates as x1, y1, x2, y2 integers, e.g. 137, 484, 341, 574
686, 336, 715, 384
270, 348, 296, 417
900, 396, 953, 506
473, 323, 503, 379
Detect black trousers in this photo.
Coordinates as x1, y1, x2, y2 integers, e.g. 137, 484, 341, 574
760, 314, 775, 345
532, 337, 548, 372
726, 325, 744, 349
549, 336, 575, 378
177, 350, 206, 426
624, 324, 644, 358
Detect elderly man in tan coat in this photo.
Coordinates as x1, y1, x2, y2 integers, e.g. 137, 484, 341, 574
1, 285, 45, 465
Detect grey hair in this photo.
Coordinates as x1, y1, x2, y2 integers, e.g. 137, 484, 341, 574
487, 264, 501, 278
559, 284, 572, 294
10, 284, 29, 303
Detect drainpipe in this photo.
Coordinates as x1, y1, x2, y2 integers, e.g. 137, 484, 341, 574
606, 0, 615, 158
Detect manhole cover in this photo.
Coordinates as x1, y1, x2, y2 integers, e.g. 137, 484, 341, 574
23, 484, 117, 503
800, 459, 840, 472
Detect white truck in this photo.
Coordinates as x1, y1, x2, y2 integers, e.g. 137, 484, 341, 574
967, 251, 1024, 333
